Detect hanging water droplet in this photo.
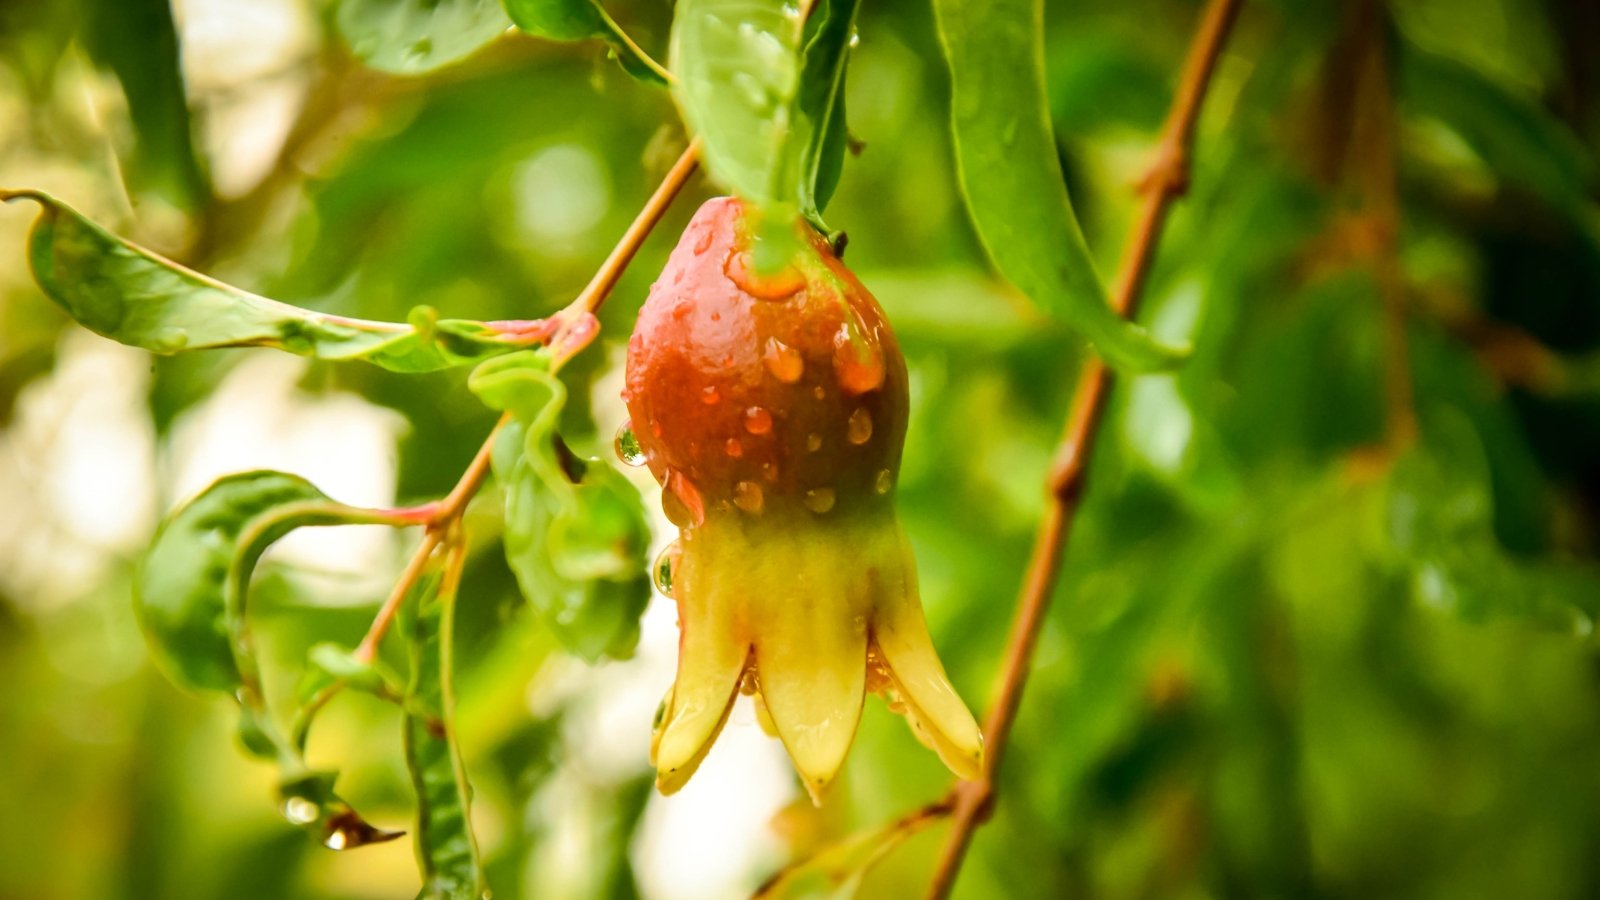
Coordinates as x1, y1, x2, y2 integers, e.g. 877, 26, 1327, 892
804, 488, 837, 514
653, 541, 679, 597
875, 469, 893, 494
325, 828, 352, 850
763, 337, 805, 383
661, 471, 705, 527
807, 433, 822, 453
702, 385, 721, 405
847, 408, 873, 444
733, 481, 764, 514
744, 406, 773, 434
283, 796, 320, 825
725, 438, 743, 458
614, 420, 646, 466
848, 29, 861, 49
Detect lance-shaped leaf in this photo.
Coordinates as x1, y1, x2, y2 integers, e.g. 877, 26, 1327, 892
930, 0, 1188, 373
138, 471, 411, 849
336, 0, 512, 75
0, 190, 551, 372
503, 0, 670, 85
469, 351, 652, 661
402, 539, 487, 899
669, 0, 860, 232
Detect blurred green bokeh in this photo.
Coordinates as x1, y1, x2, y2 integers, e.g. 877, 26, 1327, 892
3, 0, 1600, 897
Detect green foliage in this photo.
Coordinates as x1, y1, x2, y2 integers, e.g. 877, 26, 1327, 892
930, 0, 1189, 373
1, 191, 549, 372
336, 0, 513, 75
470, 351, 652, 661
140, 471, 406, 850
670, 0, 859, 235
3, 0, 1600, 897
402, 546, 487, 899
503, 0, 671, 84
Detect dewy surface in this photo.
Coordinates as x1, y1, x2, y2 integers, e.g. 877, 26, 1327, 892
622, 197, 983, 802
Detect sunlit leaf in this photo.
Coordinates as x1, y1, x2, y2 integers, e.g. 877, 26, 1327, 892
930, 0, 1189, 373
336, 0, 511, 75
402, 540, 487, 899
0, 190, 550, 372
503, 0, 670, 85
469, 351, 652, 661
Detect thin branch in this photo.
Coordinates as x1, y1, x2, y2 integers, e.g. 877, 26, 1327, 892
572, 138, 701, 315
924, 1, 1243, 896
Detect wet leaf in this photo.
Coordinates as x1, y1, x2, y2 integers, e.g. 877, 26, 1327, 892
138, 471, 410, 848
469, 351, 652, 661
503, 0, 670, 84
670, 0, 859, 229
402, 540, 487, 899
930, 0, 1189, 373
0, 190, 549, 372
336, 0, 511, 76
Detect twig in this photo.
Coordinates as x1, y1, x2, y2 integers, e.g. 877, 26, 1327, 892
572, 138, 701, 315
353, 137, 700, 663
923, 1, 1242, 896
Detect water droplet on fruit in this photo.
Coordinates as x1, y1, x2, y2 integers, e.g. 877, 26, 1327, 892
847, 408, 873, 444
725, 438, 743, 458
693, 227, 714, 255
661, 470, 705, 527
733, 481, 764, 514
762, 461, 779, 482
744, 407, 773, 434
653, 541, 679, 596
672, 300, 691, 319
614, 421, 646, 466
702, 385, 721, 405
875, 469, 893, 494
813, 385, 826, 400
834, 322, 885, 395
807, 433, 822, 452
804, 488, 836, 514
650, 418, 663, 438
763, 338, 804, 383
725, 248, 806, 301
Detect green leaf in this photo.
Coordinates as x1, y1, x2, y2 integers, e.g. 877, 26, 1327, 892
793, 0, 860, 224
469, 351, 652, 661
930, 0, 1189, 373
503, 0, 670, 85
336, 0, 512, 76
402, 542, 487, 899
669, 0, 859, 228
80, 0, 209, 209
0, 190, 548, 372
137, 471, 407, 849
1399, 41, 1596, 217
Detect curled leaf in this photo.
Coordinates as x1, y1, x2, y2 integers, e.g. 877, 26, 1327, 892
469, 351, 652, 660
1, 190, 551, 372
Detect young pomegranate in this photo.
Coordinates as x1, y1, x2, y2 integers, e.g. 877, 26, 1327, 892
621, 197, 983, 800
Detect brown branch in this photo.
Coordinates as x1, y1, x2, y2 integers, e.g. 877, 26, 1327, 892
572, 138, 701, 315
923, 1, 1243, 895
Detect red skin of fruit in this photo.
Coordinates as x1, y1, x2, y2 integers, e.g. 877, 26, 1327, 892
623, 197, 906, 522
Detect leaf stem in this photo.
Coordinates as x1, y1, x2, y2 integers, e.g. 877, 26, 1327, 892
923, 1, 1242, 895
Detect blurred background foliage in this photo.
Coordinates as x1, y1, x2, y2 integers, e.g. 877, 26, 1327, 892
2, 0, 1600, 897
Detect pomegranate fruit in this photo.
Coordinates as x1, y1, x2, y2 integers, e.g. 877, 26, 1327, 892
622, 197, 982, 800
